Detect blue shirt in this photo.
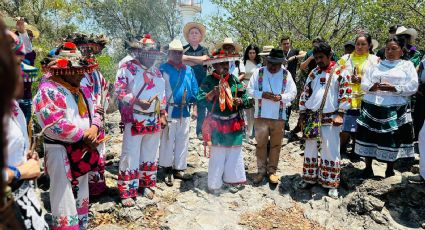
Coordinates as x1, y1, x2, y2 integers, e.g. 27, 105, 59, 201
160, 63, 199, 119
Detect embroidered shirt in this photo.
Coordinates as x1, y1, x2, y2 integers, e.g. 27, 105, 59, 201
338, 53, 379, 109
81, 69, 110, 111
247, 67, 297, 120
114, 58, 166, 126
299, 63, 351, 113
33, 79, 102, 143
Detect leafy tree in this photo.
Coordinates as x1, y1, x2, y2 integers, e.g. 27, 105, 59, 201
208, 0, 425, 54
77, 0, 181, 41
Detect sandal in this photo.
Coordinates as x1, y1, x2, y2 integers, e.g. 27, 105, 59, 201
143, 188, 155, 200
121, 198, 136, 207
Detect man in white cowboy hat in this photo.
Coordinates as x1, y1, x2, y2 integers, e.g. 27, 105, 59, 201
395, 26, 422, 67
34, 41, 103, 229
182, 22, 209, 139
216, 37, 246, 80
159, 39, 198, 186
247, 48, 297, 185
114, 34, 167, 206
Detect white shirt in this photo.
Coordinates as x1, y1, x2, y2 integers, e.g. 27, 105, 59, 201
115, 60, 166, 123
18, 31, 33, 53
299, 66, 352, 113
243, 60, 260, 83
362, 60, 418, 106
6, 101, 29, 167
247, 67, 297, 120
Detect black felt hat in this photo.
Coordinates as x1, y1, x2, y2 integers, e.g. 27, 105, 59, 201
266, 49, 285, 63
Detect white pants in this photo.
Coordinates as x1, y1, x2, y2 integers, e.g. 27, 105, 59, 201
159, 117, 190, 170
208, 146, 246, 190
419, 123, 425, 179
45, 144, 89, 230
303, 125, 341, 188
118, 124, 160, 199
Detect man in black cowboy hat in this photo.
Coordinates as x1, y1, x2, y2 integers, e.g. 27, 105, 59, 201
247, 49, 297, 185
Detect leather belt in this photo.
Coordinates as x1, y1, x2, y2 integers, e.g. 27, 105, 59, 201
133, 109, 156, 116
211, 113, 239, 120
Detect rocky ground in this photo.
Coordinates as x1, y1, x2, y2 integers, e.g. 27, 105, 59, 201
37, 110, 425, 230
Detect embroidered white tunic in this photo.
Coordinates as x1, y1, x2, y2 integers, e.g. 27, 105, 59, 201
247, 67, 297, 120
114, 58, 166, 128
299, 65, 351, 113
34, 79, 101, 230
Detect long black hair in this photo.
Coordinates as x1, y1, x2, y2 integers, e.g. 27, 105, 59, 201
243, 44, 261, 65
355, 33, 373, 53
313, 41, 332, 57
386, 35, 406, 50
385, 35, 407, 58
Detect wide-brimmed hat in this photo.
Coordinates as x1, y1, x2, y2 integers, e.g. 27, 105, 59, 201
395, 26, 418, 42
215, 38, 242, 53
168, 39, 184, 51
259, 45, 274, 56
41, 42, 98, 76
266, 49, 286, 64
183, 22, 206, 43
65, 33, 108, 55
204, 48, 240, 66
126, 34, 164, 61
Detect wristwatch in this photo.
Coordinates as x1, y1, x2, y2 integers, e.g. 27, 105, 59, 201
8, 166, 21, 181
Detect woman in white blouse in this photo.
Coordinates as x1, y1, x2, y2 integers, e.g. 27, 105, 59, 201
241, 45, 262, 143
355, 36, 418, 178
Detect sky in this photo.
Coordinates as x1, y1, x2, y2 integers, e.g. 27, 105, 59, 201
201, 0, 220, 16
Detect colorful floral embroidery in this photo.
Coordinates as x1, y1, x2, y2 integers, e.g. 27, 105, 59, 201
302, 157, 341, 188
52, 214, 79, 230
118, 169, 140, 198
131, 119, 161, 136
34, 81, 92, 143
139, 162, 157, 188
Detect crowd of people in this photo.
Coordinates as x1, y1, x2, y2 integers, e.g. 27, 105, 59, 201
1, 17, 425, 229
